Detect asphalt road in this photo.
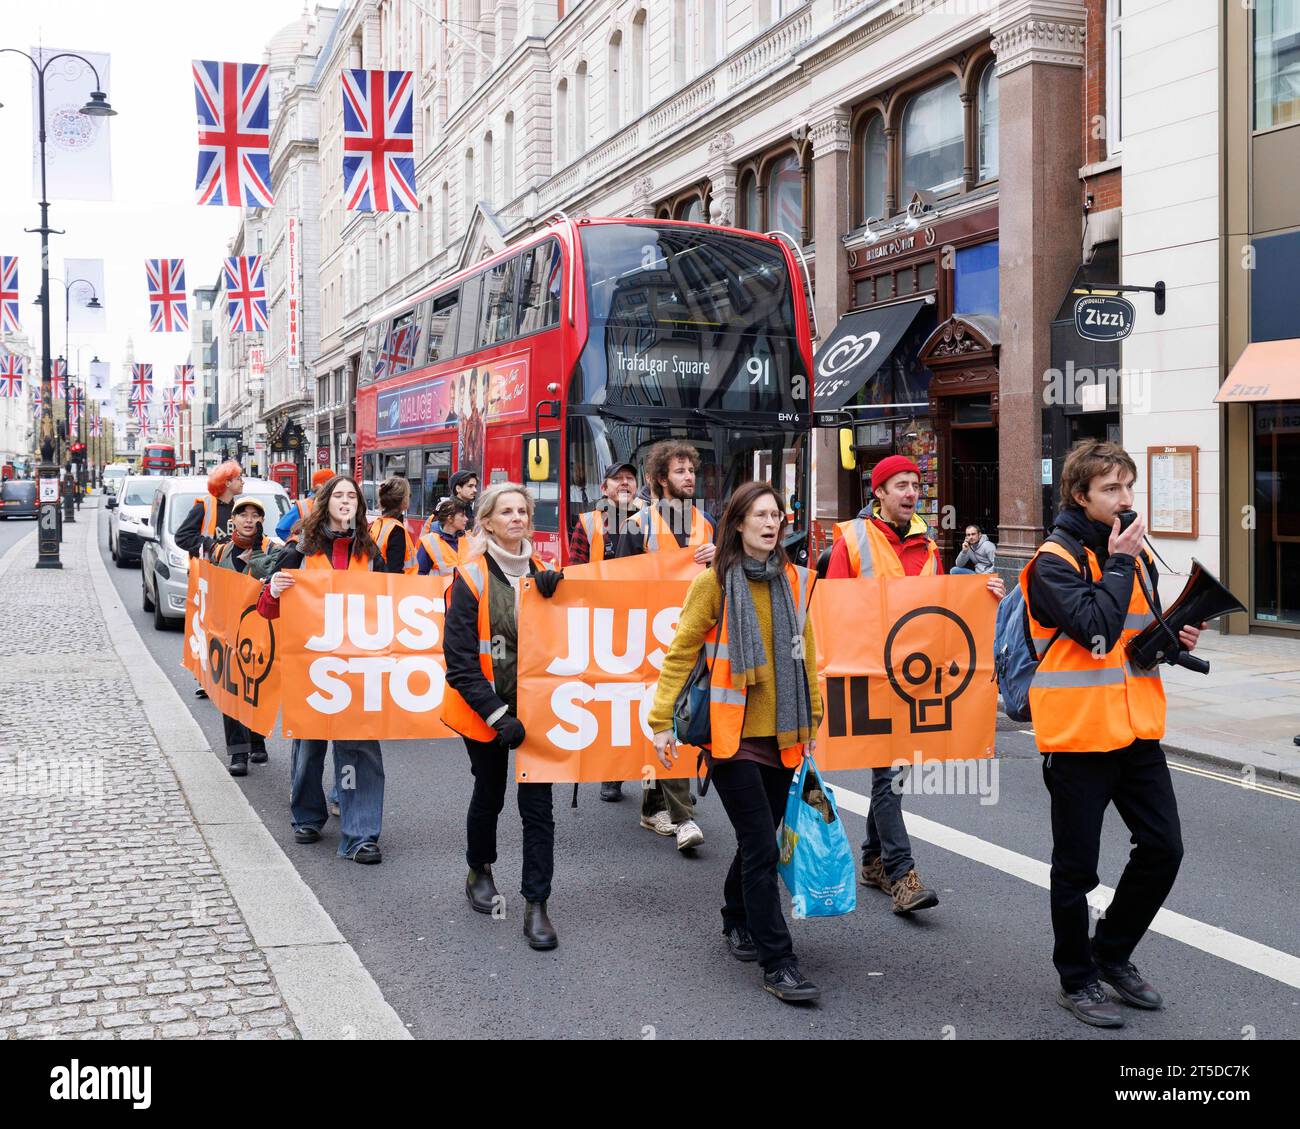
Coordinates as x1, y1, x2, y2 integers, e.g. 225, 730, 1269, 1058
95, 505, 1300, 1040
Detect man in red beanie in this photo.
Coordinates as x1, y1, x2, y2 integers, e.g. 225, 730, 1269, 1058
275, 467, 334, 542
827, 453, 1004, 913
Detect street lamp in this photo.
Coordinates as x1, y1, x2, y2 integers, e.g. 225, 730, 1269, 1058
0, 47, 117, 569
43, 276, 101, 473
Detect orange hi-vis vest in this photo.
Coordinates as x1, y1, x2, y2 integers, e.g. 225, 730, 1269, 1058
1018, 541, 1166, 753
636, 502, 711, 553
194, 495, 220, 538
297, 495, 316, 522
703, 562, 814, 767
577, 509, 608, 561
369, 516, 417, 574
834, 512, 939, 578
440, 553, 557, 742
302, 546, 372, 571
419, 530, 463, 576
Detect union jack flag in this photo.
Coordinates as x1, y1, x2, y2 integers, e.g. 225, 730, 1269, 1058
162, 387, 179, 429
31, 384, 41, 415
0, 256, 18, 334
223, 256, 268, 333
0, 352, 21, 397
174, 364, 195, 404
133, 398, 150, 428
130, 363, 153, 407
68, 386, 84, 434
90, 414, 103, 437
374, 321, 420, 379
51, 358, 67, 400
146, 259, 189, 332
193, 60, 273, 207
342, 69, 418, 213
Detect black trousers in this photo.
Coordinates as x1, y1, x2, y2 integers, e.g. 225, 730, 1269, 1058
222, 712, 266, 763
1042, 740, 1184, 992
464, 737, 554, 903
710, 758, 796, 973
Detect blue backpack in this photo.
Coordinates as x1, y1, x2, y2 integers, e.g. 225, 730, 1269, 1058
994, 531, 1086, 722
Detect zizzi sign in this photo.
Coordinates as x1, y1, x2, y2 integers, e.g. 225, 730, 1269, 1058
1074, 295, 1135, 342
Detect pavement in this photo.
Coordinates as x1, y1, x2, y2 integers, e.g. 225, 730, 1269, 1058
0, 499, 409, 1040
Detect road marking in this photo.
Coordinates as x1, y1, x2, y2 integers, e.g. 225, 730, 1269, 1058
1167, 759, 1300, 801
831, 785, 1300, 990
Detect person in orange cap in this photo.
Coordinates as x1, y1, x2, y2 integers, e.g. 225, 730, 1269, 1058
276, 467, 334, 542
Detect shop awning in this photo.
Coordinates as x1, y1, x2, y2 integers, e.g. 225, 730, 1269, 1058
1215, 339, 1300, 403
812, 299, 929, 412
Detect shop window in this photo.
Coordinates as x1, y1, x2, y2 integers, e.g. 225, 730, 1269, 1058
917, 260, 938, 293
739, 172, 759, 231
977, 64, 999, 181
895, 267, 916, 297
1252, 231, 1300, 341
855, 278, 874, 307
1253, 405, 1300, 624
860, 113, 887, 222
900, 76, 964, 200
674, 195, 706, 223
876, 273, 894, 301
766, 153, 802, 241
954, 241, 999, 317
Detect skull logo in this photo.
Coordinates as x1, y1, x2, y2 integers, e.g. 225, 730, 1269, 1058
883, 606, 976, 733
235, 605, 276, 706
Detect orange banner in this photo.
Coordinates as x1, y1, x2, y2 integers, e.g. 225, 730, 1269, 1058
561, 544, 704, 583
811, 575, 997, 769
183, 560, 280, 737
275, 570, 457, 741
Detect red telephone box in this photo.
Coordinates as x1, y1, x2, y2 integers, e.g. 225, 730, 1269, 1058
269, 461, 299, 498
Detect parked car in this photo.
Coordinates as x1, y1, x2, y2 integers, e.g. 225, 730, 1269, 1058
140, 476, 290, 630
102, 463, 132, 496
0, 478, 38, 520
107, 477, 160, 567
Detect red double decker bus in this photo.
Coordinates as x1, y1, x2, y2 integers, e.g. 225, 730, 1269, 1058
355, 216, 814, 563
141, 443, 177, 476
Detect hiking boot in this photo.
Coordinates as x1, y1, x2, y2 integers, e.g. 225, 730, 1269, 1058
762, 962, 821, 1004
1093, 943, 1163, 1009
891, 869, 939, 914
724, 925, 758, 962
860, 854, 891, 893
1058, 982, 1125, 1028
640, 811, 678, 836
466, 865, 500, 915
675, 820, 704, 851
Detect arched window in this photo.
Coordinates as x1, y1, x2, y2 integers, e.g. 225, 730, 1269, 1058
575, 61, 588, 153
900, 76, 964, 200
425, 194, 434, 257
630, 9, 647, 117
440, 181, 450, 248
504, 112, 515, 199
673, 0, 687, 86
766, 153, 802, 241
463, 148, 475, 214
674, 195, 705, 223
483, 131, 494, 204
739, 171, 759, 231
608, 31, 622, 132
555, 78, 569, 165
977, 64, 999, 182
859, 112, 887, 223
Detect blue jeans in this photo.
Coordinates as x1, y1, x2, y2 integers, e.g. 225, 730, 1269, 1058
291, 738, 385, 858
862, 767, 915, 882
950, 565, 975, 574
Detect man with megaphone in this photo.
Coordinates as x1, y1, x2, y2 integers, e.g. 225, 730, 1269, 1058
1021, 439, 1205, 1030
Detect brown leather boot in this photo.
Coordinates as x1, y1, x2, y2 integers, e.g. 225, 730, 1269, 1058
891, 869, 939, 914
523, 900, 558, 950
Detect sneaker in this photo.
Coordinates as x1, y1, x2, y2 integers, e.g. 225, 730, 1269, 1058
890, 869, 939, 914
1057, 982, 1125, 1028
724, 925, 758, 962
194, 687, 208, 700
600, 781, 623, 802
293, 826, 321, 844
675, 819, 704, 851
640, 811, 678, 836
1093, 944, 1163, 1009
860, 854, 891, 893
763, 963, 821, 1004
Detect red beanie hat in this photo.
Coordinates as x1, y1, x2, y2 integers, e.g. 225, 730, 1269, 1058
311, 468, 334, 489
871, 454, 921, 493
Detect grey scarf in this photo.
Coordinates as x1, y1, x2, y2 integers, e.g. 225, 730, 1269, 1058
723, 551, 815, 749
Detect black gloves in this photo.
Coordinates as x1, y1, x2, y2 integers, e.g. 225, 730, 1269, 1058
535, 570, 564, 599
494, 715, 526, 749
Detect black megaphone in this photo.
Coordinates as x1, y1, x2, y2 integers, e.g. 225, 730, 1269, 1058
1126, 559, 1246, 675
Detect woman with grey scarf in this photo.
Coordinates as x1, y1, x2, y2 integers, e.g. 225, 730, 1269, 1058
648, 482, 823, 1005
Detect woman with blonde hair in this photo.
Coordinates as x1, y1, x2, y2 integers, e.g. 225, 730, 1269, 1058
441, 482, 565, 949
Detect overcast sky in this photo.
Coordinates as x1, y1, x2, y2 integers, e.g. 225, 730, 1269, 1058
0, 0, 318, 390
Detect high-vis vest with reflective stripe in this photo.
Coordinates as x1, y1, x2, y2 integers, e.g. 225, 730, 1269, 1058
1018, 541, 1165, 753
577, 509, 607, 561
194, 495, 219, 538
302, 547, 372, 571
835, 514, 939, 578
369, 516, 417, 574
703, 563, 814, 767
440, 554, 556, 741
419, 531, 463, 576
297, 496, 316, 522
637, 503, 711, 553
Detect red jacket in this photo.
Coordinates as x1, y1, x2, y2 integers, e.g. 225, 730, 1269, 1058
826, 514, 945, 579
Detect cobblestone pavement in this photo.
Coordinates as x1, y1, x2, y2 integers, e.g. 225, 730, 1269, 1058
0, 525, 300, 1040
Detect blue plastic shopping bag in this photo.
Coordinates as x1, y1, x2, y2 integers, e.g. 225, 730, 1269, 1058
777, 756, 856, 919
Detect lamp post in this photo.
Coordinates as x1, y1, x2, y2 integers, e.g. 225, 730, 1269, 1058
45, 277, 101, 479
1, 48, 116, 569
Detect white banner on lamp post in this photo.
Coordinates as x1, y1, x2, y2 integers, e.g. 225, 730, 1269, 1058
32, 48, 113, 202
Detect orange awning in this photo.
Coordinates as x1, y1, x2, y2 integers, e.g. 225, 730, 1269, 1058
1215, 339, 1300, 403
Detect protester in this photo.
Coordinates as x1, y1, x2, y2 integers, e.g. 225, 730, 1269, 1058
952, 523, 997, 574
828, 454, 1004, 913
617, 441, 715, 848
420, 469, 480, 539
569, 460, 640, 802
257, 474, 390, 865
275, 467, 334, 542
370, 476, 418, 574
1024, 440, 1198, 1028
418, 497, 472, 575
210, 496, 278, 776
441, 482, 564, 950
649, 482, 822, 1003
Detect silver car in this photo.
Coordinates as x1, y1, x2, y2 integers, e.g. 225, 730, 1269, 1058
139, 476, 290, 630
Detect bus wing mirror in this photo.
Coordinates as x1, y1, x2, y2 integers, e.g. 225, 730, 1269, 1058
839, 428, 856, 472
527, 438, 551, 482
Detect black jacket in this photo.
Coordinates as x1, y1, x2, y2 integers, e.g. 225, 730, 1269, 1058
444, 553, 547, 725
1027, 507, 1160, 656
175, 496, 233, 557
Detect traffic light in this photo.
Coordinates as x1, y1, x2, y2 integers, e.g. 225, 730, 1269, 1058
70, 442, 86, 465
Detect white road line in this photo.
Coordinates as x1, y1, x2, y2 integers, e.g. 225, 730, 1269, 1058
831, 785, 1300, 990
1167, 760, 1300, 801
